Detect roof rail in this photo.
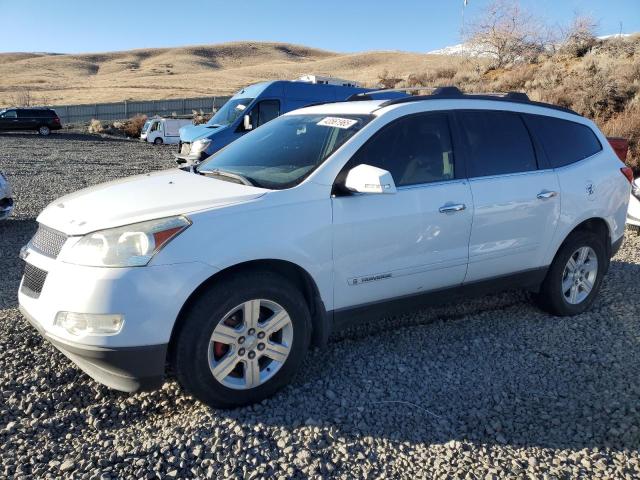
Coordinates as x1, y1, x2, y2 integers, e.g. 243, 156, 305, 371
366, 85, 578, 116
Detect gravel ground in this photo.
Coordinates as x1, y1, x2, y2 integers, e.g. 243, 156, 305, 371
1, 131, 640, 479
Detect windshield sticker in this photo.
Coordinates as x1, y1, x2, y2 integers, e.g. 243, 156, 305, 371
236, 104, 247, 111
317, 117, 358, 129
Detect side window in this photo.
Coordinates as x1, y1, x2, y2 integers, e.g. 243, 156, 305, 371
16, 110, 31, 118
1, 110, 17, 118
458, 110, 537, 177
347, 113, 455, 187
150, 121, 161, 132
253, 100, 280, 128
524, 114, 602, 168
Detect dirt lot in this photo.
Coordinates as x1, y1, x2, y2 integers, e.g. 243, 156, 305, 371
1, 132, 640, 479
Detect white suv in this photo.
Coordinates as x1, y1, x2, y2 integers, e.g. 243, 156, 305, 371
19, 88, 632, 407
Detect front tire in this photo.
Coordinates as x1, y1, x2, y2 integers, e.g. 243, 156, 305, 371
153, 137, 163, 145
38, 125, 51, 136
172, 271, 311, 408
536, 231, 607, 316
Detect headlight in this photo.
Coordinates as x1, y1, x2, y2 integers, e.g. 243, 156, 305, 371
61, 216, 191, 267
190, 138, 212, 154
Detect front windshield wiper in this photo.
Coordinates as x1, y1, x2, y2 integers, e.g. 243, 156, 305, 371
200, 168, 257, 187
206, 124, 223, 128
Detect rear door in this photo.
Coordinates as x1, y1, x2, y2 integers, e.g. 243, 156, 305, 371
455, 109, 560, 282
16, 110, 38, 130
332, 112, 473, 310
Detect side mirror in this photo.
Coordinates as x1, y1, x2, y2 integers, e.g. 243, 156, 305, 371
344, 164, 397, 194
243, 114, 253, 131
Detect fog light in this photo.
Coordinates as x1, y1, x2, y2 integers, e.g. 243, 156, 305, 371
54, 312, 124, 336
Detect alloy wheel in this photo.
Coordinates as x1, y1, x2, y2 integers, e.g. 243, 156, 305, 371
207, 299, 293, 390
561, 246, 598, 305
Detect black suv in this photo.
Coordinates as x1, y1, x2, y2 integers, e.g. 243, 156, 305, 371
0, 108, 62, 136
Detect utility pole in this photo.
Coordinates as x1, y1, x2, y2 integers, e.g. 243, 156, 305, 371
461, 0, 468, 40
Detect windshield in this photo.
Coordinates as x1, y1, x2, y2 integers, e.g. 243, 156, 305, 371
207, 97, 254, 127
198, 114, 373, 189
141, 121, 151, 134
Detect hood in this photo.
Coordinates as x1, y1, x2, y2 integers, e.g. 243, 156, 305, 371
180, 123, 228, 142
38, 169, 267, 235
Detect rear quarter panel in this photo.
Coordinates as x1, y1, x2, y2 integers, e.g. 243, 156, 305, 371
544, 143, 629, 265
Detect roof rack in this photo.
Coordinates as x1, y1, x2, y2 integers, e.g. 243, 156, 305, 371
348, 85, 579, 116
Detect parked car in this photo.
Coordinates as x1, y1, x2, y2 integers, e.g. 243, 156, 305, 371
18, 87, 631, 408
175, 77, 402, 165
628, 178, 640, 233
0, 108, 62, 135
141, 117, 193, 145
606, 137, 640, 234
0, 171, 13, 220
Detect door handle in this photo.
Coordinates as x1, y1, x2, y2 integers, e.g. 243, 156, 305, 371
439, 203, 466, 213
537, 190, 557, 200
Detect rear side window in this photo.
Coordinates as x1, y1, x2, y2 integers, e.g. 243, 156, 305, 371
525, 114, 602, 168
457, 110, 537, 177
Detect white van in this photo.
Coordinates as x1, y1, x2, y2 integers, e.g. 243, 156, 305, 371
141, 117, 192, 145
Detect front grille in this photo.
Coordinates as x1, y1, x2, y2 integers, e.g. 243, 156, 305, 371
29, 224, 67, 258
180, 142, 191, 155
21, 263, 48, 298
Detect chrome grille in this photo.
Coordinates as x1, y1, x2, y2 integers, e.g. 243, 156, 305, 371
180, 142, 191, 155
30, 224, 67, 258
21, 263, 48, 298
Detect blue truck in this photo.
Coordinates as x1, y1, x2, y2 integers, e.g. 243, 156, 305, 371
175, 78, 396, 165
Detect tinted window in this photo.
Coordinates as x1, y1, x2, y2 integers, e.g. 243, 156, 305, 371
254, 100, 280, 128
348, 113, 455, 186
1, 110, 17, 118
525, 114, 602, 168
458, 110, 537, 177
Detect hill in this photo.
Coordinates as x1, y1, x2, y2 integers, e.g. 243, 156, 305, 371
0, 41, 465, 106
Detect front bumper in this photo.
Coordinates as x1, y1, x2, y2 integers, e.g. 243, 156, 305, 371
0, 197, 14, 220
21, 306, 166, 392
18, 245, 218, 392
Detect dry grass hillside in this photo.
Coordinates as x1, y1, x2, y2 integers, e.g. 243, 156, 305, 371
0, 41, 465, 105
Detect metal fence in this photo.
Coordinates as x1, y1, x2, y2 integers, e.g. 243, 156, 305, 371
46, 96, 232, 124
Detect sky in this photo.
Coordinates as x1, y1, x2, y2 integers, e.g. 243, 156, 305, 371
0, 0, 639, 54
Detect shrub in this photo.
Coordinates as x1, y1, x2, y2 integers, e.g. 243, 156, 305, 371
88, 119, 103, 134
192, 109, 212, 125
122, 114, 147, 138
377, 70, 403, 89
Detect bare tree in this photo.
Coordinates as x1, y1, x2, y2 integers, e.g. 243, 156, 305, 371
464, 0, 547, 69
559, 14, 598, 57
10, 87, 33, 107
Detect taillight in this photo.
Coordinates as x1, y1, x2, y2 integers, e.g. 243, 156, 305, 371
621, 166, 634, 184
607, 137, 629, 162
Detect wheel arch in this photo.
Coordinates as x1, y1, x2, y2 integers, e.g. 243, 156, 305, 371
553, 217, 612, 263
168, 259, 331, 365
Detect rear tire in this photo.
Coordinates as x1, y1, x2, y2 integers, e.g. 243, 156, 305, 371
535, 230, 607, 316
172, 271, 311, 408
153, 137, 163, 145
38, 125, 51, 136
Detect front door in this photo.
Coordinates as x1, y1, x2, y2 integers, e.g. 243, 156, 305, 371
0, 110, 18, 130
332, 112, 473, 310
